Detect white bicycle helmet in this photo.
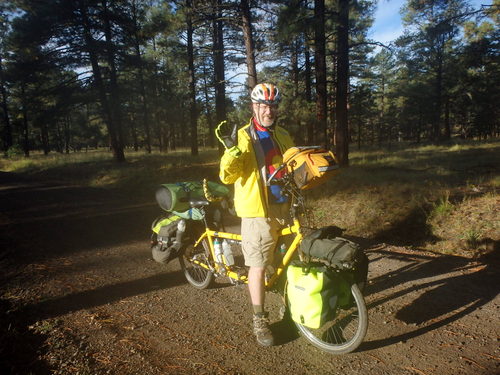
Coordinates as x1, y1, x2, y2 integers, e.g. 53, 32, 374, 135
251, 83, 281, 105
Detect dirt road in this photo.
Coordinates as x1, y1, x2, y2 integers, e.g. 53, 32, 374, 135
1, 172, 498, 375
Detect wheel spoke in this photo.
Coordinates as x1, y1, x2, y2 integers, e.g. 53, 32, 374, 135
293, 283, 368, 354
180, 239, 213, 289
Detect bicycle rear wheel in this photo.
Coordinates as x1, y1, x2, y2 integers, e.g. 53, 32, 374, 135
179, 238, 214, 289
292, 283, 368, 354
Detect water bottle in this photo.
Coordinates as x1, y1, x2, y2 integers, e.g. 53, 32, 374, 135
279, 243, 287, 255
221, 239, 235, 266
174, 219, 186, 247
214, 238, 224, 264
274, 243, 287, 268
177, 219, 186, 233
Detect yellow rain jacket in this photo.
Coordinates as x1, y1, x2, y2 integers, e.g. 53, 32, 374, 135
219, 119, 294, 217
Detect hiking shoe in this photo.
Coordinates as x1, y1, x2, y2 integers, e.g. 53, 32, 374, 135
253, 312, 274, 347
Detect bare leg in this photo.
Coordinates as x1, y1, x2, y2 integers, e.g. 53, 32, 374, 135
248, 266, 265, 307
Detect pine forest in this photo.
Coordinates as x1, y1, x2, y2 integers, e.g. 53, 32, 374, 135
0, 0, 498, 165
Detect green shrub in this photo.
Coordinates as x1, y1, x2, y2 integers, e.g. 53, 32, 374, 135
431, 192, 454, 218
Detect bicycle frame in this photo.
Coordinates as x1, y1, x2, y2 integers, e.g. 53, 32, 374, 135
178, 163, 368, 354
192, 217, 304, 288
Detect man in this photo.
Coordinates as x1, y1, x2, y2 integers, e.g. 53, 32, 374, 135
218, 83, 294, 346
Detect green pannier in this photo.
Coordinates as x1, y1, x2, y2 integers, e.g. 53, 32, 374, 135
287, 262, 339, 329
287, 262, 354, 329
155, 181, 230, 213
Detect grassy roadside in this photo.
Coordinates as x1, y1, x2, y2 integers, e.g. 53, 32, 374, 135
1, 141, 499, 258
0, 148, 221, 197
307, 141, 499, 257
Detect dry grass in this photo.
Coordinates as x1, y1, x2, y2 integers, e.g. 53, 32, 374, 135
0, 148, 221, 199
427, 191, 499, 256
305, 140, 499, 256
1, 140, 499, 257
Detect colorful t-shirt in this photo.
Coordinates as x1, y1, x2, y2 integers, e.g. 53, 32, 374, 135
253, 119, 287, 204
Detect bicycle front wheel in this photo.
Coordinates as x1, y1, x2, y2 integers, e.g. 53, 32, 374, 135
179, 238, 214, 289
292, 283, 368, 354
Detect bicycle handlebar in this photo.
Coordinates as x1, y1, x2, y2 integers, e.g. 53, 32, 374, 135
266, 163, 287, 186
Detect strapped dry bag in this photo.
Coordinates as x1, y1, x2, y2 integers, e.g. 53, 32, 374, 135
155, 181, 230, 213
283, 147, 339, 190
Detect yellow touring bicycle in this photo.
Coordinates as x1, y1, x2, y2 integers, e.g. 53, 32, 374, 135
174, 162, 368, 354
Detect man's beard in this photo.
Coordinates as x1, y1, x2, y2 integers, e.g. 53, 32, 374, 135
257, 114, 275, 127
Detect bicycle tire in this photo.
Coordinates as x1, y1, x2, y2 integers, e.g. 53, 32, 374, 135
179, 238, 214, 289
291, 283, 368, 354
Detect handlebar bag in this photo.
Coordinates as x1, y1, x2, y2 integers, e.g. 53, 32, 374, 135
287, 262, 348, 328
283, 147, 340, 190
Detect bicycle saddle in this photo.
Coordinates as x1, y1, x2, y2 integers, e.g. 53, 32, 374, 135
189, 198, 210, 208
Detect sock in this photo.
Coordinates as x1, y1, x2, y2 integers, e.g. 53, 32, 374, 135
253, 305, 264, 315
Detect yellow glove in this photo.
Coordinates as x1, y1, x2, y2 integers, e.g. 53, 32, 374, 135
216, 121, 241, 157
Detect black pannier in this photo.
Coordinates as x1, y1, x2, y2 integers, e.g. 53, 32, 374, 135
151, 214, 185, 264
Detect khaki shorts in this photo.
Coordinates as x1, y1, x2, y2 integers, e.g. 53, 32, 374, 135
241, 204, 288, 268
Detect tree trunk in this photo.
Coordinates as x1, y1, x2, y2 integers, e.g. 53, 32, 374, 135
20, 83, 29, 157
314, 0, 327, 146
78, 0, 124, 162
417, 106, 422, 143
41, 121, 50, 155
202, 65, 214, 148
304, 39, 314, 144
131, 0, 151, 153
357, 120, 361, 150
212, 0, 226, 145
129, 112, 139, 151
378, 75, 385, 147
240, 0, 257, 91
304, 38, 312, 103
335, 0, 349, 166
151, 36, 164, 152
0, 54, 12, 152
291, 40, 299, 98
444, 96, 450, 140
64, 115, 71, 154
186, 0, 198, 156
55, 121, 63, 153
434, 49, 443, 141
102, 0, 126, 161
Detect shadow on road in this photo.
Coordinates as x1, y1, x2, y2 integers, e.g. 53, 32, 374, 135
0, 173, 188, 373
359, 249, 499, 352
21, 270, 185, 322
0, 298, 52, 375
0, 175, 160, 267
